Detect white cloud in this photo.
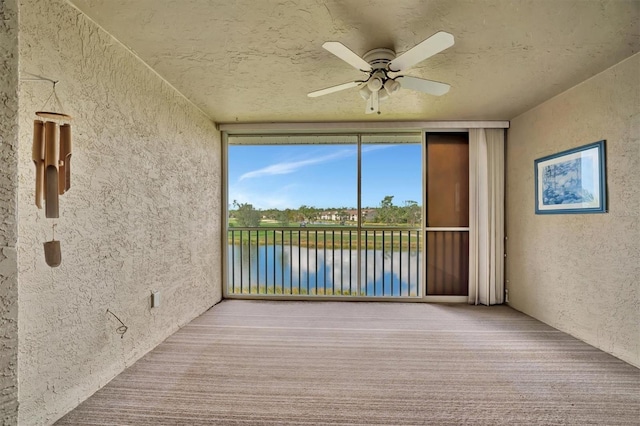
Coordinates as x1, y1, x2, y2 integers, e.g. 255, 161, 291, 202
237, 145, 396, 181
238, 149, 354, 181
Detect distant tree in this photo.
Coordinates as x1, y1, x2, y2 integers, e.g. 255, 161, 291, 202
298, 205, 319, 222
232, 200, 261, 227
376, 195, 399, 224
275, 209, 288, 226
404, 200, 421, 226
287, 208, 297, 223
262, 208, 279, 221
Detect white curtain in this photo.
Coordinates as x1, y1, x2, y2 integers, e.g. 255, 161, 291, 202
468, 128, 505, 305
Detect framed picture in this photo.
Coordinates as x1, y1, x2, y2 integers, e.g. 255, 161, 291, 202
534, 140, 607, 214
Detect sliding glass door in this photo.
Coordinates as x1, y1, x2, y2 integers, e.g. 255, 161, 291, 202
224, 131, 469, 299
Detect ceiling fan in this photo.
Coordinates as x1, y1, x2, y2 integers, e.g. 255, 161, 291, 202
308, 31, 454, 114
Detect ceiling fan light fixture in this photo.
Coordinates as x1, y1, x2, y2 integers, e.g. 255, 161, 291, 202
367, 76, 383, 92
359, 85, 372, 100
384, 79, 401, 96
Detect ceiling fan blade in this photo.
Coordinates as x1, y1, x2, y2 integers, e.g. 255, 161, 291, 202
323, 42, 372, 72
308, 81, 362, 98
365, 90, 379, 114
396, 76, 450, 96
388, 31, 454, 72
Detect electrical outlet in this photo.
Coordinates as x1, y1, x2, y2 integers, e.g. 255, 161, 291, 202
151, 291, 160, 308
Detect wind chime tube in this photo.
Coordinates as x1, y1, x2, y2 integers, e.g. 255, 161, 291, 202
44, 121, 60, 218
59, 124, 72, 194
32, 120, 45, 208
59, 124, 71, 194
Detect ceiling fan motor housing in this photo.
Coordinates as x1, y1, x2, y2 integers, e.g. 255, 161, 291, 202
362, 48, 396, 70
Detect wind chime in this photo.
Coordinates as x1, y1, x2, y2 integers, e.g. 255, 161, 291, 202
31, 81, 72, 267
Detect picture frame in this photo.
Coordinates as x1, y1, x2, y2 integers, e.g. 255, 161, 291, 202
534, 140, 607, 214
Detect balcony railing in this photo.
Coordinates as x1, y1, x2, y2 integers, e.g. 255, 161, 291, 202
227, 227, 469, 298
227, 227, 422, 297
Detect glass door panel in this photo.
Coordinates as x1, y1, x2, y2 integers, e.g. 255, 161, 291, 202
360, 134, 423, 297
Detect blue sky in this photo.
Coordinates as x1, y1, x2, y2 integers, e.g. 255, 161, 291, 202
228, 143, 422, 210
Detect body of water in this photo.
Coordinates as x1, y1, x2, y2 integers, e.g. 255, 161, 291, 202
228, 244, 421, 297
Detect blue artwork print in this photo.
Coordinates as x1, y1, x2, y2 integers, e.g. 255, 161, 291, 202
535, 140, 605, 214
542, 158, 594, 205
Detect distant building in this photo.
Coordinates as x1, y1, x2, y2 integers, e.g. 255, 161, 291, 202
319, 209, 376, 222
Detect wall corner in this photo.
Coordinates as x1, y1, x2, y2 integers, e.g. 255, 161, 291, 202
0, 0, 20, 423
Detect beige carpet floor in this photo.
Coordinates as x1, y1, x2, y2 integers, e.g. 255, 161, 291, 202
57, 300, 639, 425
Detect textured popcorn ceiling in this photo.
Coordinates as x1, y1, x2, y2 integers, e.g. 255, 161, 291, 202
67, 0, 639, 123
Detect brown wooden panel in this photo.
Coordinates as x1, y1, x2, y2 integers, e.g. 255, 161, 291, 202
426, 134, 469, 227
426, 231, 469, 296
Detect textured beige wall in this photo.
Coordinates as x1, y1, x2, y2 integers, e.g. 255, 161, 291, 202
506, 54, 639, 367
18, 0, 222, 423
0, 0, 19, 423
